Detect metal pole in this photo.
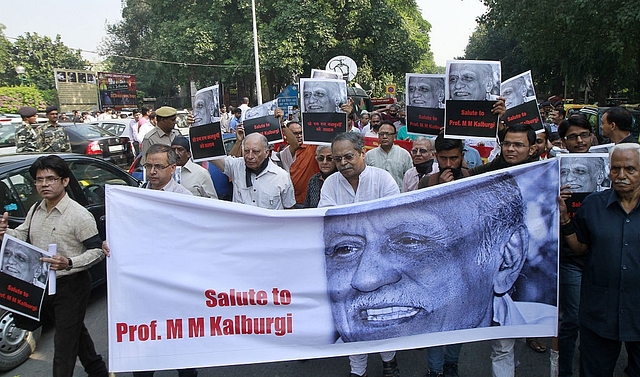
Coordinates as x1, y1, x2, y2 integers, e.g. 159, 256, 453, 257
251, 0, 263, 105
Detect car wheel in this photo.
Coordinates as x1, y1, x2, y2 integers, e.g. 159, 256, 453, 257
0, 309, 41, 371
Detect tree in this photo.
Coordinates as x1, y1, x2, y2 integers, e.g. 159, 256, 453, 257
9, 33, 88, 90
0, 25, 13, 87
473, 0, 640, 104
103, 0, 437, 104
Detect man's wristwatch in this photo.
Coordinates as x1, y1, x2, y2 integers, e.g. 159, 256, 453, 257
65, 258, 73, 271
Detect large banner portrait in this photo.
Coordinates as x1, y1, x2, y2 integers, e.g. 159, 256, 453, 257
0, 235, 51, 320
501, 71, 543, 132
405, 74, 445, 137
192, 85, 220, 127
444, 60, 501, 140
106, 159, 559, 373
300, 78, 348, 145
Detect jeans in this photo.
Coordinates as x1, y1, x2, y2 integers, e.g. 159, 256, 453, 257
426, 344, 463, 373
44, 271, 108, 377
558, 260, 582, 376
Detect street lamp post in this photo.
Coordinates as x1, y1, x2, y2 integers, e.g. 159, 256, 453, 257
15, 66, 25, 86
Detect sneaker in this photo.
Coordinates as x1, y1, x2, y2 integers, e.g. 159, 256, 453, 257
425, 371, 443, 377
443, 363, 459, 377
382, 357, 400, 377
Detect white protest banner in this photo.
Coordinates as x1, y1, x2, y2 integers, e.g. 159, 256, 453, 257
107, 159, 559, 373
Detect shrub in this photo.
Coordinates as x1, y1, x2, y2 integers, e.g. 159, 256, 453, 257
0, 86, 48, 113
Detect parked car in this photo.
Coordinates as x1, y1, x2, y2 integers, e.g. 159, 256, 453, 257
90, 119, 132, 138
579, 106, 640, 144
0, 153, 140, 371
60, 123, 134, 169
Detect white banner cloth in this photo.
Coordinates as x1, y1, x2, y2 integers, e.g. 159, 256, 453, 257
107, 159, 559, 372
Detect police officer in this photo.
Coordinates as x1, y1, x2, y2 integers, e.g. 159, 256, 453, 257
15, 106, 40, 153
39, 106, 72, 153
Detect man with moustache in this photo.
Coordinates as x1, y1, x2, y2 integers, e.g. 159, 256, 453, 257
318, 132, 400, 377
448, 63, 497, 101
419, 134, 469, 188
141, 106, 182, 164
558, 143, 640, 376
39, 106, 72, 153
210, 127, 295, 210
408, 76, 445, 108
501, 77, 528, 110
303, 81, 343, 113
365, 121, 413, 189
402, 136, 438, 192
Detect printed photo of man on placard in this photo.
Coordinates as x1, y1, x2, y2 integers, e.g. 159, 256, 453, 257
301, 79, 347, 114
322, 169, 557, 342
501, 72, 536, 110
560, 154, 610, 193
1, 236, 49, 289
193, 85, 220, 127
407, 74, 445, 109
446, 60, 501, 101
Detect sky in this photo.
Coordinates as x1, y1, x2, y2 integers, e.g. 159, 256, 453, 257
1, 0, 486, 67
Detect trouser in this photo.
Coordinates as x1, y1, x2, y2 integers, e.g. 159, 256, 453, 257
426, 343, 463, 373
349, 351, 396, 376
558, 261, 582, 376
133, 369, 198, 377
579, 325, 640, 377
491, 338, 524, 377
44, 270, 108, 377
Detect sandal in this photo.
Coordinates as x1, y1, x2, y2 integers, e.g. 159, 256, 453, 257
527, 338, 547, 353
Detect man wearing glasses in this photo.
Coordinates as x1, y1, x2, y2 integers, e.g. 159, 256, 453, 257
141, 106, 182, 164
469, 124, 537, 176
365, 121, 413, 189
0, 155, 108, 377
401, 136, 437, 192
317, 131, 400, 377
142, 144, 192, 195
277, 120, 319, 205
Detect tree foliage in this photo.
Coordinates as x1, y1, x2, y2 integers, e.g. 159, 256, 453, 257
103, 0, 436, 103
467, 0, 640, 104
0, 27, 88, 91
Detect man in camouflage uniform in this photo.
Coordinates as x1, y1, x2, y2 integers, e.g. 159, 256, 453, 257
15, 106, 40, 153
38, 106, 72, 153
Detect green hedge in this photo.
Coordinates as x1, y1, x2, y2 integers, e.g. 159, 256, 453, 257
0, 86, 48, 114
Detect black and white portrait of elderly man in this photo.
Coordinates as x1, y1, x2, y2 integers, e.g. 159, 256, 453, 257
322, 172, 556, 342
301, 79, 347, 113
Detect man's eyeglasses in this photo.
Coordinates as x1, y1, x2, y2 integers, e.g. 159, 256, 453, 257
316, 155, 333, 162
411, 148, 431, 155
292, 131, 303, 136
332, 153, 357, 163
34, 177, 61, 186
564, 131, 591, 141
378, 132, 396, 137
500, 141, 528, 149
142, 163, 172, 171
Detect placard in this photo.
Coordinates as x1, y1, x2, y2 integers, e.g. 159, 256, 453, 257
189, 122, 225, 162
444, 100, 499, 140
302, 113, 347, 145
0, 235, 51, 321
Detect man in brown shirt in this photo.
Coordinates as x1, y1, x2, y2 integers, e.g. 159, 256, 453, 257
0, 155, 108, 377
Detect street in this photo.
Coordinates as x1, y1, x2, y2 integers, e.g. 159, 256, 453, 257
6, 286, 628, 377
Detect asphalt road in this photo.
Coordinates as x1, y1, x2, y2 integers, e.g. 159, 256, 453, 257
6, 286, 629, 377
